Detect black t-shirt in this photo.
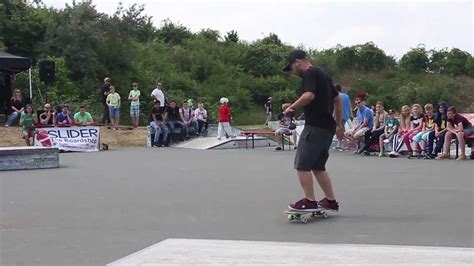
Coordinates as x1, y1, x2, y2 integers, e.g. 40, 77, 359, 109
410, 114, 424, 128
149, 107, 165, 122
166, 106, 180, 121
100, 84, 110, 104
299, 67, 338, 132
265, 101, 272, 112
9, 99, 26, 113
435, 113, 447, 129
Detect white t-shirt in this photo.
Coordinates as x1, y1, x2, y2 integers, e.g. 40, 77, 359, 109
150, 88, 165, 107
194, 108, 207, 121
180, 107, 193, 122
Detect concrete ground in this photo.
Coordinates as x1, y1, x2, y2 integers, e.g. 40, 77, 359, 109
1, 147, 473, 265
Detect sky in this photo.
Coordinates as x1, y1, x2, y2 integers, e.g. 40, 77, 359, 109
42, 0, 473, 58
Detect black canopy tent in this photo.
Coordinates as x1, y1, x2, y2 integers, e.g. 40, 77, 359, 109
0, 51, 32, 115
0, 51, 31, 73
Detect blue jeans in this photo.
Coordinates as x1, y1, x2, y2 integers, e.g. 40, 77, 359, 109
150, 121, 169, 144
167, 120, 186, 140
433, 131, 446, 155
5, 112, 20, 126
109, 106, 120, 119
425, 131, 436, 154
183, 120, 198, 137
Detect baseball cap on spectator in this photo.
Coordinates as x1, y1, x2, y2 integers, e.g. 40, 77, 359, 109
220, 97, 229, 104
356, 92, 369, 100
283, 50, 307, 71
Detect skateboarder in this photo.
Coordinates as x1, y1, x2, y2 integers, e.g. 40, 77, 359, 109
217, 97, 235, 140
283, 50, 344, 212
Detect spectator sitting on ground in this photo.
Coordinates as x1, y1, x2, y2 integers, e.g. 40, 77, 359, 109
360, 101, 388, 155
19, 104, 38, 146
149, 100, 169, 147
344, 96, 374, 153
437, 106, 474, 161
74, 106, 95, 126
411, 103, 436, 159
378, 109, 399, 157
432, 101, 449, 157
354, 92, 369, 110
166, 100, 186, 142
38, 103, 56, 126
5, 88, 25, 127
389, 105, 412, 158
179, 100, 198, 139
405, 104, 424, 159
194, 101, 208, 136
274, 103, 297, 151
56, 105, 74, 126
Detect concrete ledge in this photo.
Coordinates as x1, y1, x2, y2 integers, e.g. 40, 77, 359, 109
108, 238, 473, 265
0, 146, 59, 171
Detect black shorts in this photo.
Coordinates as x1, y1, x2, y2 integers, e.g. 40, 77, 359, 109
294, 126, 334, 171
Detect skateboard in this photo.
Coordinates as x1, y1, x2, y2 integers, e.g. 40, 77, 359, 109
284, 209, 328, 223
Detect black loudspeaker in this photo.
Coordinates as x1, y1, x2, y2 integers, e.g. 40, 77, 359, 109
39, 60, 55, 82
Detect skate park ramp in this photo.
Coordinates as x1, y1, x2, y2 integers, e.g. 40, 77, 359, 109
174, 136, 276, 150
108, 238, 472, 265
173, 124, 277, 150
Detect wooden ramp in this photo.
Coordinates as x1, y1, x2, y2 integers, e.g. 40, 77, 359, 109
173, 136, 276, 150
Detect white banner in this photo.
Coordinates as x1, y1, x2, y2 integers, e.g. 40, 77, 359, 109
34, 126, 100, 152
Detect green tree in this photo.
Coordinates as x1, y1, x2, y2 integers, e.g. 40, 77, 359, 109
156, 19, 192, 46
445, 48, 470, 75
224, 30, 239, 43
400, 46, 430, 73
334, 46, 358, 70
356, 42, 392, 71
40, 1, 104, 98
196, 29, 221, 42
465, 56, 474, 77
429, 48, 448, 74
0, 0, 49, 58
112, 3, 156, 43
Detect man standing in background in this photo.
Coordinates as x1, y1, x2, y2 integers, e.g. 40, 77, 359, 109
334, 84, 352, 149
100, 77, 111, 125
264, 97, 272, 125
151, 81, 166, 108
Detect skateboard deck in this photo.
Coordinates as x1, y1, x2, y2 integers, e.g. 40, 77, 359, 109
284, 209, 328, 223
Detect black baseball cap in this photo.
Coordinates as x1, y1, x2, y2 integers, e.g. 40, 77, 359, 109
283, 50, 307, 71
